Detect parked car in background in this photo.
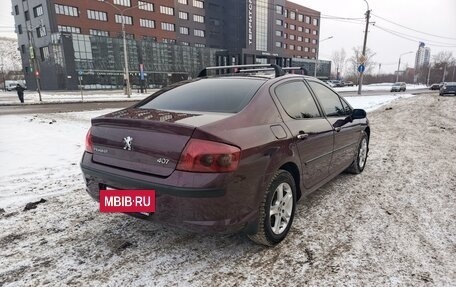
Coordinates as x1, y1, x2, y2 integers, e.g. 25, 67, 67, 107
439, 82, 456, 96
80, 64, 370, 246
327, 80, 344, 87
5, 80, 27, 91
343, 81, 354, 87
391, 82, 406, 92
429, 83, 440, 90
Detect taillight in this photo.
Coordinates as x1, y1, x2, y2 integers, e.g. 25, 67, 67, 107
177, 139, 241, 173
85, 128, 93, 153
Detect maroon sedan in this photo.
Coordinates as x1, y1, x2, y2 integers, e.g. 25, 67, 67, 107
81, 64, 370, 246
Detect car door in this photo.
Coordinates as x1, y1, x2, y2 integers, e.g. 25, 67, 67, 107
273, 80, 334, 189
307, 80, 363, 174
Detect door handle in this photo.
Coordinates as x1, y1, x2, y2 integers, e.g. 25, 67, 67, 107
297, 132, 309, 140
334, 127, 341, 132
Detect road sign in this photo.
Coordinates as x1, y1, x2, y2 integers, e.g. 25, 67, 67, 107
358, 64, 365, 73
78, 70, 83, 76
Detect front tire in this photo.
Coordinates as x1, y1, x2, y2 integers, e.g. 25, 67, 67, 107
248, 170, 296, 246
347, 131, 369, 174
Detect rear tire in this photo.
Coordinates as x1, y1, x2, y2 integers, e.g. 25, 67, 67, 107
346, 131, 369, 174
248, 170, 296, 246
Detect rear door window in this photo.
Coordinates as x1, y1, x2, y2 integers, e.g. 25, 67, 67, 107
139, 78, 265, 113
274, 81, 321, 119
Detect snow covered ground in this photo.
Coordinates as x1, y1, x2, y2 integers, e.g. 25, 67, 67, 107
333, 83, 427, 93
1, 92, 455, 286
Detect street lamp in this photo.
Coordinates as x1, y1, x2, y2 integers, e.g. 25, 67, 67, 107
314, 36, 334, 77
395, 51, 413, 82
100, 0, 147, 97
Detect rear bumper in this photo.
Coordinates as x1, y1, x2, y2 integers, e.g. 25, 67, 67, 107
80, 152, 262, 234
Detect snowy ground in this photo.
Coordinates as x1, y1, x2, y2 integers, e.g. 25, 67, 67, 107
1, 93, 455, 286
333, 83, 427, 92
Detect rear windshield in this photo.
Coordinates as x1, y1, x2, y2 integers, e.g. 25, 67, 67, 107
139, 78, 265, 113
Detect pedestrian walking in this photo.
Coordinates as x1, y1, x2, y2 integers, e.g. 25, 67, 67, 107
16, 84, 25, 103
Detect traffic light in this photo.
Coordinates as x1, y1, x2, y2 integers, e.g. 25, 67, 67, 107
35, 70, 40, 77
29, 46, 35, 59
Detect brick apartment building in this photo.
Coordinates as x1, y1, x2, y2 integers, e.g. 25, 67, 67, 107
12, 0, 330, 90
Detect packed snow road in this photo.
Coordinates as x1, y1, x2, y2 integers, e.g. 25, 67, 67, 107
1, 93, 455, 286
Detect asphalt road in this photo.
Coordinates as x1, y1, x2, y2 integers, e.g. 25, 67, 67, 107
0, 101, 138, 115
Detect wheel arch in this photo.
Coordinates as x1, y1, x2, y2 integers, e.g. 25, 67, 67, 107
278, 162, 302, 200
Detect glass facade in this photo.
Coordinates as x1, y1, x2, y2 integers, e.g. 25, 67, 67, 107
49, 33, 224, 89
255, 0, 268, 51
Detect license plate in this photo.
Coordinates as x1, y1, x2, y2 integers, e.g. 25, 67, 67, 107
99, 189, 156, 213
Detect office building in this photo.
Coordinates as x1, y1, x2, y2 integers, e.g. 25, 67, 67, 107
12, 0, 329, 90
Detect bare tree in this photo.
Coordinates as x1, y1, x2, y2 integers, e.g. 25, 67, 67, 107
347, 46, 376, 79
0, 37, 22, 73
330, 48, 346, 79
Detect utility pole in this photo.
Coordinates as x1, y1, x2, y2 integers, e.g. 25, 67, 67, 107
426, 64, 432, 86
357, 1, 370, 95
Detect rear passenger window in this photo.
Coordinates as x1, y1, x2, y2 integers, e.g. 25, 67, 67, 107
275, 81, 321, 119
308, 81, 345, 117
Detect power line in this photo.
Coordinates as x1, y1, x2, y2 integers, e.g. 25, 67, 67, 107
371, 13, 456, 41
373, 24, 456, 48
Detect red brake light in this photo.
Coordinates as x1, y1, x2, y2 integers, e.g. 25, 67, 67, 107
85, 128, 93, 153
177, 139, 241, 173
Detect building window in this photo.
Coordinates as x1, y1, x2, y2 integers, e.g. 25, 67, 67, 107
312, 39, 317, 44
276, 5, 283, 14
58, 25, 81, 34
178, 0, 188, 4
312, 48, 316, 53
138, 1, 154, 11
25, 10, 30, 21
313, 18, 318, 26
297, 46, 302, 51
290, 34, 295, 40
194, 29, 205, 37
195, 43, 205, 47
305, 28, 310, 33
33, 5, 43, 17
304, 47, 309, 52
193, 0, 204, 8
17, 24, 22, 34
297, 36, 303, 41
298, 26, 303, 32
193, 14, 204, 23
289, 44, 294, 50
290, 11, 296, 20
55, 4, 78, 17
14, 5, 19, 15
283, 43, 287, 49
89, 29, 109, 36
283, 22, 287, 28
313, 30, 318, 35
275, 30, 282, 37
181, 41, 189, 46
39, 46, 49, 61
162, 38, 176, 43
179, 26, 189, 35
113, 0, 131, 7
87, 10, 107, 21
140, 19, 155, 28
284, 33, 287, 39
161, 22, 175, 31
290, 24, 295, 30
160, 6, 174, 15
36, 25, 47, 37
179, 11, 188, 20
115, 15, 133, 25
298, 14, 303, 21
275, 41, 281, 47
276, 19, 282, 26
305, 38, 309, 43
305, 16, 310, 24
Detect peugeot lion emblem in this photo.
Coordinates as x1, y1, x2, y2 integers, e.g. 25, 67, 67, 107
123, 136, 133, 151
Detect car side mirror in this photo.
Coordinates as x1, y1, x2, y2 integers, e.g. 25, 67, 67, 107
352, 109, 366, 120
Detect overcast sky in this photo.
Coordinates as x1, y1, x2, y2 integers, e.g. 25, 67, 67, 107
1, 0, 455, 74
